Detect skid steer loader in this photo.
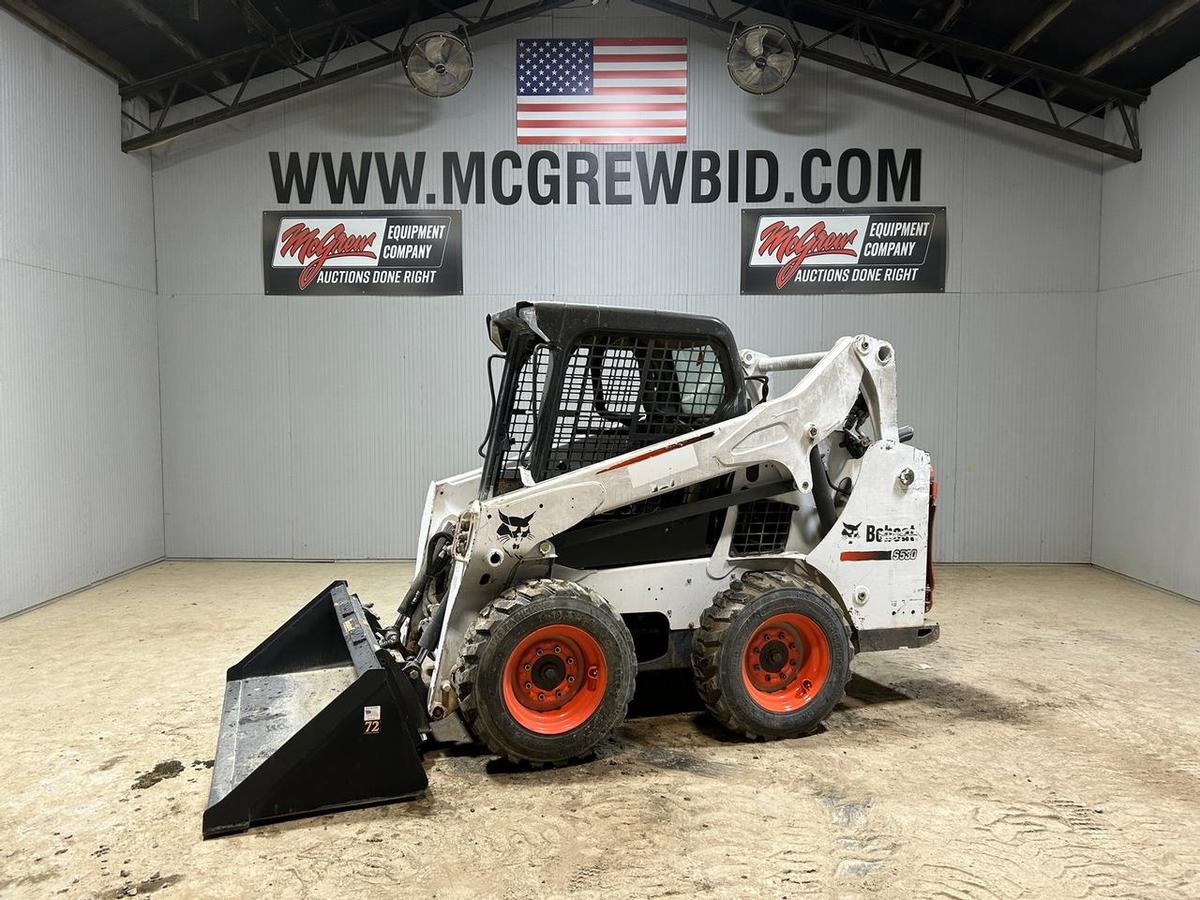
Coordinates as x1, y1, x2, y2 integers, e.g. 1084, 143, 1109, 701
202, 301, 938, 837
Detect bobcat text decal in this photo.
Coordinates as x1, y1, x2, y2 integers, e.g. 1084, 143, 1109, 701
839, 520, 921, 562
841, 521, 919, 544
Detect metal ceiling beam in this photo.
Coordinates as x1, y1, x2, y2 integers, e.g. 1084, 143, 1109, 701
932, 0, 966, 33
1074, 0, 1200, 77
122, 0, 414, 101
632, 0, 1144, 161
0, 0, 138, 84
225, 0, 279, 39
1046, 0, 1199, 98
788, 0, 1143, 103
1003, 0, 1073, 55
121, 0, 575, 152
112, 0, 233, 86
911, 0, 965, 59
980, 0, 1073, 79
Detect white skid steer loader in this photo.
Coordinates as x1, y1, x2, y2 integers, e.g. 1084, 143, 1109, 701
202, 302, 938, 836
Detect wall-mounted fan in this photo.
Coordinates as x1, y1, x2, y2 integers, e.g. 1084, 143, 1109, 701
405, 29, 474, 98
727, 24, 797, 95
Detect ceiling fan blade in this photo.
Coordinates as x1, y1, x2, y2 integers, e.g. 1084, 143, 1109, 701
409, 67, 442, 94
757, 69, 784, 92
765, 51, 794, 76
744, 28, 765, 58
728, 46, 755, 69
407, 51, 433, 76
443, 56, 472, 83
422, 34, 448, 65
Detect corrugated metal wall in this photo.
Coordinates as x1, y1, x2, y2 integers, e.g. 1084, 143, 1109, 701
0, 11, 163, 617
151, 0, 1103, 563
1094, 58, 1200, 601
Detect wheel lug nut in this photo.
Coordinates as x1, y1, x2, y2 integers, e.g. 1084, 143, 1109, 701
554, 646, 561, 654
538, 693, 545, 701
525, 681, 532, 689
754, 664, 761, 671
536, 649, 543, 656
566, 657, 575, 665
567, 675, 575, 683
524, 663, 531, 670
555, 690, 562, 697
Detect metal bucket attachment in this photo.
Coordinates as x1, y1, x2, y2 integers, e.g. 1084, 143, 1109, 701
203, 581, 428, 838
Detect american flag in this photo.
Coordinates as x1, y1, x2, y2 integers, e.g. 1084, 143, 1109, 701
516, 37, 687, 144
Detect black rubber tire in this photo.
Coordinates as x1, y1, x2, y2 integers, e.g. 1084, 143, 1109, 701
692, 570, 853, 740
452, 579, 637, 765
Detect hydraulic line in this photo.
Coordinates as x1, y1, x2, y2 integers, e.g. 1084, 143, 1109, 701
380, 530, 452, 648
809, 444, 838, 537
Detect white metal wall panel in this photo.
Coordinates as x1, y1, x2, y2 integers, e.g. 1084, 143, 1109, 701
0, 11, 156, 293
157, 294, 292, 558
150, 0, 1104, 561
1099, 59, 1200, 292
1093, 273, 1200, 599
820, 67, 966, 297
960, 120, 1101, 294
0, 13, 162, 616
0, 263, 162, 618
1093, 59, 1200, 600
954, 291, 1096, 562
286, 296, 500, 558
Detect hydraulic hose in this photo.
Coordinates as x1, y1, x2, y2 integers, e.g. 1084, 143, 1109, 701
415, 588, 451, 663
809, 444, 838, 538
381, 530, 452, 648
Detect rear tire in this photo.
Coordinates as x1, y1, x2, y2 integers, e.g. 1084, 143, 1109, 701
692, 570, 852, 740
452, 579, 636, 764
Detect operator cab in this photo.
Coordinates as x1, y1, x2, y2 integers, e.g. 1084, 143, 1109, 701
479, 302, 750, 499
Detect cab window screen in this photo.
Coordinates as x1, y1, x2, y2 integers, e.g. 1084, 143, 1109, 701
543, 333, 729, 477
498, 344, 551, 486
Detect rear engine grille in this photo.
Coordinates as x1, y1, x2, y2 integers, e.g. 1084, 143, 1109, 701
731, 499, 795, 555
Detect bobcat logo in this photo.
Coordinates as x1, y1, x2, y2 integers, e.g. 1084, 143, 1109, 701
841, 521, 862, 541
497, 511, 535, 543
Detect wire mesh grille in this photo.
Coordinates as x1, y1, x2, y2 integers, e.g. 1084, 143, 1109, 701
545, 332, 729, 477
499, 344, 551, 486
730, 499, 795, 555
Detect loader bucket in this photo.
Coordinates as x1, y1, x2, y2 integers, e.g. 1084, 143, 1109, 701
202, 581, 428, 838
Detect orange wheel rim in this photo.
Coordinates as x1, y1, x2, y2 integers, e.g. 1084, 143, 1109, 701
741, 613, 830, 713
502, 625, 608, 734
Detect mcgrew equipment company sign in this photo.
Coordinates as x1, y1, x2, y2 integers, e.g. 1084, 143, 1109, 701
741, 207, 947, 294
262, 210, 463, 295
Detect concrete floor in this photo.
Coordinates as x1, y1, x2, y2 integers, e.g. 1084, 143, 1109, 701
1, 562, 1198, 899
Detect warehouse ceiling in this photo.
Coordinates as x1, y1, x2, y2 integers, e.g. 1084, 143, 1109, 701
3, 0, 1198, 158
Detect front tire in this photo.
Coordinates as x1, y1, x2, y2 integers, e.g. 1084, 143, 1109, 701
692, 570, 852, 739
452, 579, 636, 764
